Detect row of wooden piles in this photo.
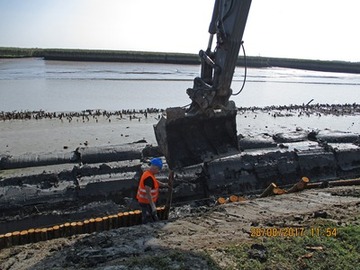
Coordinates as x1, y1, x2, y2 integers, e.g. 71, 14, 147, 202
0, 206, 168, 249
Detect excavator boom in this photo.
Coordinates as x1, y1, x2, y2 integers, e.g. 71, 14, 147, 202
154, 0, 252, 169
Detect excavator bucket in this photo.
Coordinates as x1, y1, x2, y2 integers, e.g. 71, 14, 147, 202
154, 107, 239, 169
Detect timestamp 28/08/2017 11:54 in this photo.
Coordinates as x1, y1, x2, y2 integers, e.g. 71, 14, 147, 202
250, 227, 338, 238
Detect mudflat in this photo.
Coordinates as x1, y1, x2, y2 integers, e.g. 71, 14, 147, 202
1, 104, 359, 157
0, 104, 360, 269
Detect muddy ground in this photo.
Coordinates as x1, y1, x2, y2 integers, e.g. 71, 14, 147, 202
0, 185, 359, 269
0, 104, 360, 269
1, 104, 359, 157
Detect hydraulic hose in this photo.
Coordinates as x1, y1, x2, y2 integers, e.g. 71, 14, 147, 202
232, 42, 247, 96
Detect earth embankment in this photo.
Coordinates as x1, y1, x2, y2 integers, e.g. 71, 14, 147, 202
1, 47, 360, 74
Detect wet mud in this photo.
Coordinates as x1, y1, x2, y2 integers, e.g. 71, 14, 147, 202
0, 104, 359, 236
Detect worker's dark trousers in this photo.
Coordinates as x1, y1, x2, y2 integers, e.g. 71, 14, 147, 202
139, 203, 157, 224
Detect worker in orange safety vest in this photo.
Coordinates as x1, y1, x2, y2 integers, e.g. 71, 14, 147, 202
136, 157, 168, 223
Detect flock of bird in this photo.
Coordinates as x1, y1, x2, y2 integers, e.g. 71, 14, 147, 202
0, 108, 164, 122
0, 103, 359, 122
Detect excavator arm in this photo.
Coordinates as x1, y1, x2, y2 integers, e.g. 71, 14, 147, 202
154, 0, 252, 169
188, 0, 252, 114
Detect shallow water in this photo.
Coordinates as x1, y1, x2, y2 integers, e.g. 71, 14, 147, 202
0, 58, 360, 112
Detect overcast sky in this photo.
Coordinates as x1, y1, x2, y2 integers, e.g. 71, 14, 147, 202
0, 0, 359, 62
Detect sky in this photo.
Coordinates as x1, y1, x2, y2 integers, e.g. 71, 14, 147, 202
0, 0, 359, 62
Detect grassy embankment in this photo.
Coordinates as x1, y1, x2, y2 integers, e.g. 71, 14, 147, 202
1, 47, 360, 74
218, 222, 360, 270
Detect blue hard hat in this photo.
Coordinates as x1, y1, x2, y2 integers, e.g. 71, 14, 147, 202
150, 158, 163, 170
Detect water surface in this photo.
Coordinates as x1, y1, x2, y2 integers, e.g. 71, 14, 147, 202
1, 58, 359, 112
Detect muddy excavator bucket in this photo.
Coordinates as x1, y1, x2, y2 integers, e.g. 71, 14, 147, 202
154, 107, 239, 169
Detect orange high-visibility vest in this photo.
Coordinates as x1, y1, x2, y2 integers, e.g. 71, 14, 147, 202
136, 170, 159, 204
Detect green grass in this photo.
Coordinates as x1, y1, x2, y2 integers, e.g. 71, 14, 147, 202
219, 223, 360, 270
123, 250, 221, 270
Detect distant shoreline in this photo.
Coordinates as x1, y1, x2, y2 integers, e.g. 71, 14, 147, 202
1, 47, 360, 74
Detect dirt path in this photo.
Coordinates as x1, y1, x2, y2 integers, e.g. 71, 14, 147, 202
1, 185, 359, 270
